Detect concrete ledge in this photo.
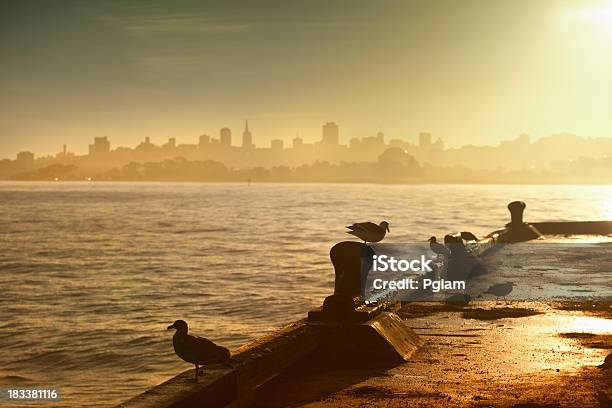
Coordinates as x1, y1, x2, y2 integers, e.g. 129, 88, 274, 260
531, 220, 612, 235
117, 319, 321, 408
230, 319, 321, 395
117, 313, 425, 407
315, 312, 425, 366
116, 367, 236, 408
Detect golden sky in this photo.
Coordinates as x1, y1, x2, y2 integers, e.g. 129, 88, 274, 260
1, 0, 612, 158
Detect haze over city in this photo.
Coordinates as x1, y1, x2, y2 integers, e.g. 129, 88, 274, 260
2, 0, 612, 159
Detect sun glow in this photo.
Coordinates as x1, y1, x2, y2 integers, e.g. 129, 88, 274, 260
562, 2, 612, 36
571, 5, 612, 22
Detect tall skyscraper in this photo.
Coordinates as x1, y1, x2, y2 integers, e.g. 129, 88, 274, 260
88, 136, 110, 156
220, 128, 232, 146
322, 122, 339, 146
242, 120, 253, 149
292, 136, 303, 148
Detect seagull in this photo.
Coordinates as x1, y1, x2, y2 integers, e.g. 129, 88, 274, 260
167, 320, 231, 382
484, 282, 515, 300
346, 221, 389, 243
428, 236, 450, 257
445, 293, 471, 306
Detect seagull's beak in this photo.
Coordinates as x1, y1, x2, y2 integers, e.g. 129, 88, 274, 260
167, 324, 175, 330
386, 226, 390, 232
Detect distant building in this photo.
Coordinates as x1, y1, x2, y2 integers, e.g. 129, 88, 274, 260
135, 136, 156, 153
322, 122, 339, 146
163, 138, 176, 149
419, 132, 432, 148
220, 128, 232, 146
242, 121, 253, 149
56, 144, 70, 159
271, 139, 284, 150
292, 136, 303, 148
361, 135, 384, 150
16, 151, 34, 167
376, 131, 385, 144
199, 134, 210, 148
88, 137, 110, 156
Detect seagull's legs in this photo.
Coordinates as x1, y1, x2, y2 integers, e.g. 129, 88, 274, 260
194, 364, 199, 382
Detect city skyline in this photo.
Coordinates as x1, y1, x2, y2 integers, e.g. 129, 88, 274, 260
2, 117, 609, 160
2, 1, 612, 158
4, 119, 447, 159
4, 120, 443, 164
3, 117, 611, 185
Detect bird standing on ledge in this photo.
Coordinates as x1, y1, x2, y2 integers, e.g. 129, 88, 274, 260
167, 320, 231, 382
346, 221, 389, 243
429, 236, 450, 257
484, 282, 515, 300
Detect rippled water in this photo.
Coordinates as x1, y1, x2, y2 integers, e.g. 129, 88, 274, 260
0, 182, 610, 407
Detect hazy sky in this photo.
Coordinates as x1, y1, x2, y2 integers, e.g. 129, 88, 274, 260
1, 0, 612, 158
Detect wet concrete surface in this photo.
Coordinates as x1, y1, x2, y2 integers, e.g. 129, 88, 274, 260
254, 301, 611, 407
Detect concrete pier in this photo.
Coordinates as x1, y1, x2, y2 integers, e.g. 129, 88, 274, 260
118, 201, 611, 407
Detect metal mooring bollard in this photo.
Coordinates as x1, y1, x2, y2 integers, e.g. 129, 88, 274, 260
310, 242, 374, 320
507, 201, 527, 226
307, 241, 424, 365
308, 241, 382, 322
502, 201, 542, 242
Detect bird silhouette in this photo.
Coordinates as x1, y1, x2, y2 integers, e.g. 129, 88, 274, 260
484, 282, 515, 300
445, 293, 471, 306
428, 236, 450, 257
346, 221, 389, 243
167, 320, 231, 382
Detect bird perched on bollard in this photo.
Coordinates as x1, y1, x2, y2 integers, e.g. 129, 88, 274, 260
346, 221, 389, 243
428, 236, 450, 257
167, 320, 231, 382
484, 282, 515, 300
